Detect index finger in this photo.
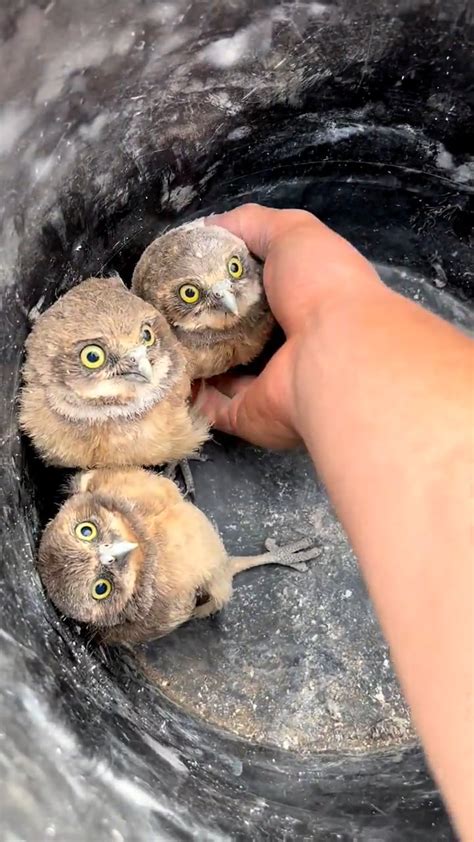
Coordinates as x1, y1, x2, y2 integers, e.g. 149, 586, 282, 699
206, 203, 320, 259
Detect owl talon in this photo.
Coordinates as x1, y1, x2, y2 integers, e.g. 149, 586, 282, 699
163, 458, 198, 499
190, 451, 209, 464
230, 534, 320, 576
284, 560, 309, 573
265, 536, 321, 572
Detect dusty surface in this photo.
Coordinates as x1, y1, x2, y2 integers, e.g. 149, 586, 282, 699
146, 450, 415, 754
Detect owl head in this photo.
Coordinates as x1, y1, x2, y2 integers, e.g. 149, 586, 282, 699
132, 221, 264, 333
21, 277, 184, 422
37, 486, 156, 627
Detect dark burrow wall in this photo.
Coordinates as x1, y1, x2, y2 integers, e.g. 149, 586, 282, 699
0, 1, 472, 838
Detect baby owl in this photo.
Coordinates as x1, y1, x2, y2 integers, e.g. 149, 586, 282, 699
38, 467, 319, 645
132, 220, 275, 379
19, 277, 208, 470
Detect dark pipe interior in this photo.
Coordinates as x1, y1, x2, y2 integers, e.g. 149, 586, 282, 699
1, 1, 472, 838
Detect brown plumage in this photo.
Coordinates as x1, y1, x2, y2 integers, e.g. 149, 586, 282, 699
19, 277, 208, 469
131, 220, 275, 379
37, 467, 319, 645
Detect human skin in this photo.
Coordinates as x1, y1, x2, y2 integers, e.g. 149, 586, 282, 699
197, 203, 474, 840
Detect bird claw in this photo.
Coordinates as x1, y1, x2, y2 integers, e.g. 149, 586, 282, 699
163, 452, 208, 499
263, 535, 321, 572
189, 451, 209, 464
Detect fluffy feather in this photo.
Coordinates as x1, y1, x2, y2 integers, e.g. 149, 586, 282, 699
132, 222, 275, 378
19, 277, 208, 468
37, 468, 319, 644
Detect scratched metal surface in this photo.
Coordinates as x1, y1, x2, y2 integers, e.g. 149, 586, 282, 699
0, 0, 472, 839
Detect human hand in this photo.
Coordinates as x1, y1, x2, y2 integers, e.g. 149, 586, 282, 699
197, 204, 381, 448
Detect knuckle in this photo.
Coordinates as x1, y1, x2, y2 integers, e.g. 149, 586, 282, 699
238, 202, 260, 215
269, 210, 316, 247
286, 209, 315, 226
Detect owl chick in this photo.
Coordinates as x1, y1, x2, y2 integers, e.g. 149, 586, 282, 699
37, 467, 319, 645
19, 277, 208, 470
131, 220, 275, 379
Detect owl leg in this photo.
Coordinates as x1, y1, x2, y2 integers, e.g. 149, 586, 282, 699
230, 536, 321, 575
163, 453, 208, 499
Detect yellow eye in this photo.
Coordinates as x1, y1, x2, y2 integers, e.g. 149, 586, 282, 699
75, 521, 97, 542
80, 344, 106, 370
141, 324, 155, 347
179, 284, 200, 305
227, 256, 244, 280
91, 578, 113, 601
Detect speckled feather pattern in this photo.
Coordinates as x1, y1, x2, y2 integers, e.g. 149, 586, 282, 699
38, 468, 233, 644
19, 277, 209, 468
132, 222, 275, 378
38, 467, 320, 645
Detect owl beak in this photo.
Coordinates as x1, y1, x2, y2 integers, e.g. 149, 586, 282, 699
123, 346, 153, 383
212, 280, 239, 315
99, 541, 138, 566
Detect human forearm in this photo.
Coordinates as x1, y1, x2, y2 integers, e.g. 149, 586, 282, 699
200, 202, 474, 836
293, 284, 474, 839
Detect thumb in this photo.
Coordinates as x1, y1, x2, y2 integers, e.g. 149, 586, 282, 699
196, 376, 300, 449
196, 377, 261, 441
